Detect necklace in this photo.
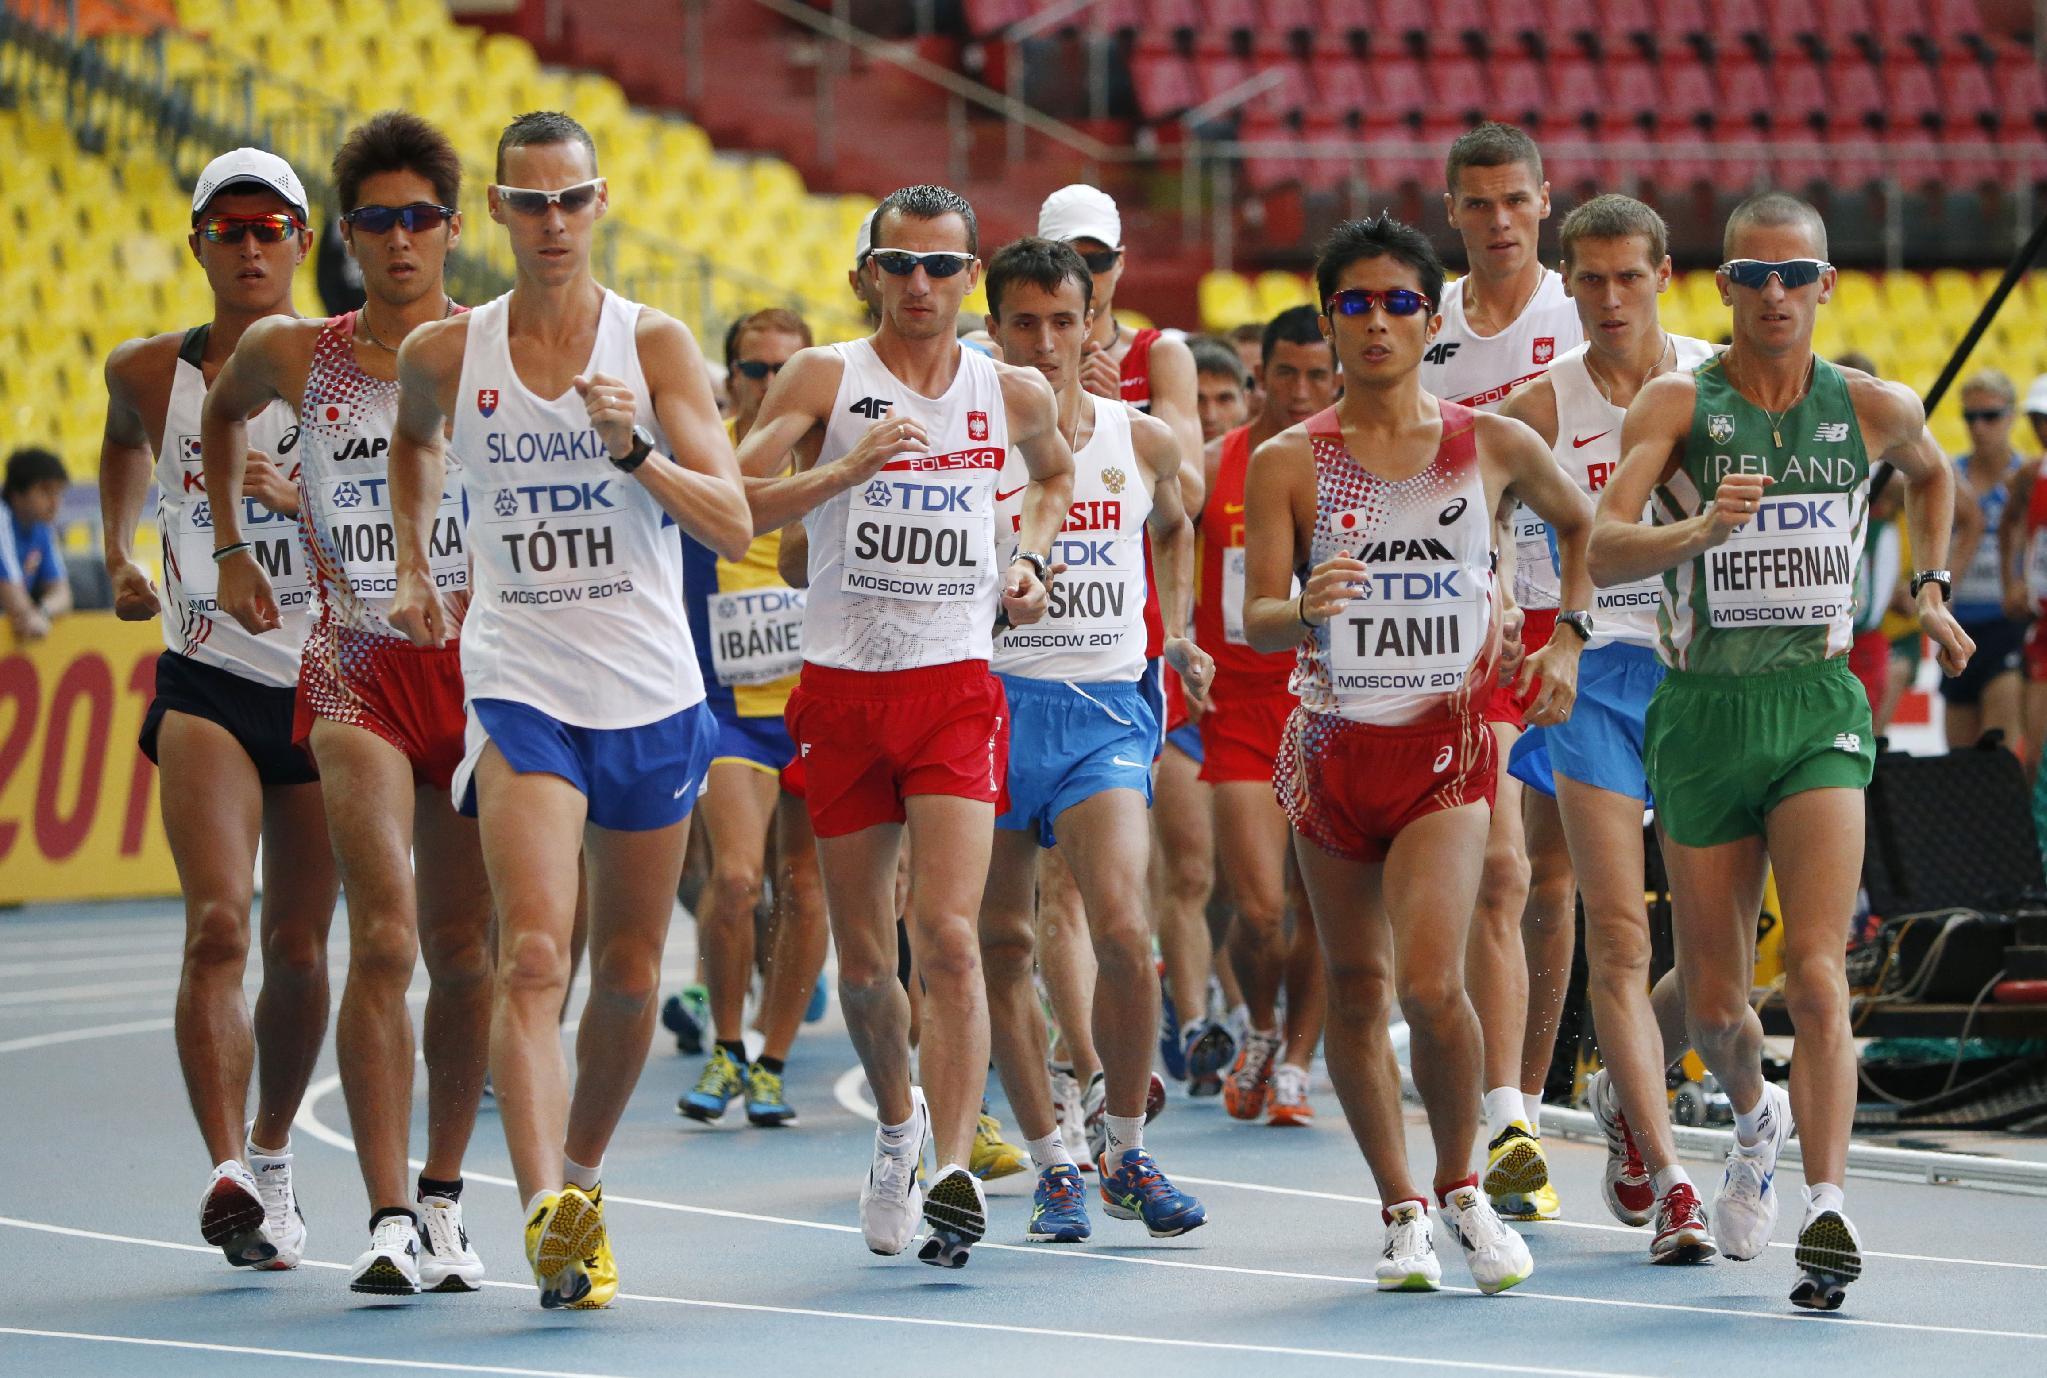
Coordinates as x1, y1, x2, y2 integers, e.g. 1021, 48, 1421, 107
1105, 316, 1122, 354
1585, 331, 1672, 408
1736, 353, 1816, 447
357, 296, 454, 353
1473, 270, 1541, 335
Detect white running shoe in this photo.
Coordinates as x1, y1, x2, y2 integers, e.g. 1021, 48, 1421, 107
1586, 1068, 1655, 1228
1790, 1194, 1863, 1311
1052, 1064, 1089, 1172
918, 1163, 988, 1269
860, 1089, 927, 1255
1376, 1200, 1442, 1292
417, 1195, 485, 1293
1438, 1184, 1535, 1295
349, 1214, 423, 1295
1082, 1071, 1108, 1165
198, 1161, 274, 1268
246, 1145, 305, 1270
1713, 1082, 1792, 1261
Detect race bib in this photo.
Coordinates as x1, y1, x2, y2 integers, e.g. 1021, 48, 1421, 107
313, 474, 468, 597
1704, 494, 1856, 627
841, 474, 990, 603
1326, 562, 1485, 699
174, 486, 311, 610
1040, 527, 1139, 634
475, 474, 634, 600
1221, 547, 1299, 646
709, 585, 805, 686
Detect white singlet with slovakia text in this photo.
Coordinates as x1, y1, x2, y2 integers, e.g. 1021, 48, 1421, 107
1549, 335, 1716, 648
449, 289, 703, 727
157, 329, 310, 688
992, 394, 1149, 683
802, 337, 1007, 672
1419, 270, 1583, 610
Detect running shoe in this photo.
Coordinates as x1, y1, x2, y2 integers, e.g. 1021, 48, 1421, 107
1268, 1063, 1314, 1126
744, 1060, 798, 1127
1184, 1018, 1236, 1084
919, 1163, 988, 1268
417, 1194, 484, 1292
569, 1185, 618, 1309
861, 1092, 927, 1255
679, 1045, 746, 1122
1222, 1029, 1280, 1121
349, 1214, 422, 1295
199, 1161, 274, 1268
1050, 1064, 1088, 1168
1482, 1120, 1551, 1203
1158, 976, 1187, 1081
1097, 1147, 1207, 1237
1790, 1197, 1862, 1311
1376, 1200, 1442, 1292
524, 1186, 601, 1309
1587, 1067, 1655, 1227
1438, 1184, 1535, 1295
1714, 1082, 1792, 1261
1650, 1180, 1716, 1265
1026, 1164, 1092, 1243
805, 974, 829, 1024
1083, 1071, 1170, 1163
660, 984, 709, 1055
247, 1145, 306, 1269
970, 1107, 1027, 1180
1495, 1182, 1561, 1222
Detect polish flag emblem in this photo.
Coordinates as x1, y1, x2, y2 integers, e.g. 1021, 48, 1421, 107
477, 389, 499, 417
967, 410, 989, 441
1532, 337, 1555, 365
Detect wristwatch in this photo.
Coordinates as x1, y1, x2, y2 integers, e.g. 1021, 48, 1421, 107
612, 424, 656, 474
1910, 569, 1952, 602
1011, 549, 1050, 585
1555, 610, 1594, 643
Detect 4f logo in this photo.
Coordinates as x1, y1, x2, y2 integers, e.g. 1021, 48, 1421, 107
1708, 414, 1735, 444
1814, 422, 1850, 443
1423, 341, 1461, 365
477, 389, 499, 417
849, 396, 893, 419
1533, 337, 1555, 365
967, 410, 989, 442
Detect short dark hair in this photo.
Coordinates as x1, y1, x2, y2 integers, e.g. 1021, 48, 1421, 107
874, 183, 978, 258
1446, 121, 1543, 191
1227, 322, 1264, 348
4, 447, 67, 498
1190, 337, 1246, 384
1261, 305, 1327, 367
1560, 193, 1668, 268
984, 236, 1092, 320
495, 111, 598, 184
728, 307, 813, 367
333, 111, 462, 213
1723, 190, 1828, 260
1313, 214, 1445, 314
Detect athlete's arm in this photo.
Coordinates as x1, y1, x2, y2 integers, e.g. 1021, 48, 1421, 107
1499, 372, 1559, 449
1860, 378, 1974, 676
1001, 362, 1076, 627
1135, 408, 1212, 703
1588, 372, 1767, 586
2001, 460, 2037, 620
1195, 431, 1224, 522
1242, 429, 1327, 654
1488, 412, 1591, 725
387, 314, 466, 649
776, 520, 810, 589
1145, 334, 1208, 515
740, 349, 925, 534
98, 337, 168, 622
200, 316, 310, 634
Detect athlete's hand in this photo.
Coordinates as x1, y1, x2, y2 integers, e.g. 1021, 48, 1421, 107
1519, 636, 1580, 727
108, 558, 161, 622
1003, 556, 1051, 626
7, 605, 51, 642
243, 450, 299, 516
1703, 472, 1774, 547
1079, 341, 1122, 402
1495, 600, 1527, 684
574, 371, 639, 459
1301, 555, 1367, 624
832, 415, 929, 489
388, 567, 449, 649
216, 550, 281, 634
1164, 634, 1215, 707
1920, 588, 1976, 678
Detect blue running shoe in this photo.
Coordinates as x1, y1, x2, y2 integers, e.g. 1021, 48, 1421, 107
804, 974, 828, 1024
1026, 1164, 1092, 1242
1184, 1018, 1236, 1083
1158, 981, 1187, 1081
1097, 1148, 1206, 1237
679, 1045, 744, 1121
661, 985, 709, 1055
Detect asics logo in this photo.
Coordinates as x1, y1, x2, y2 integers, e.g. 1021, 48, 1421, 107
1438, 497, 1468, 526
1432, 745, 1453, 773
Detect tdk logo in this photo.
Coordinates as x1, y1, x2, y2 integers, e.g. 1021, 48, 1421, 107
1051, 537, 1114, 567
501, 481, 617, 515
333, 482, 363, 509
1368, 569, 1462, 599
875, 482, 971, 513
1750, 499, 1836, 532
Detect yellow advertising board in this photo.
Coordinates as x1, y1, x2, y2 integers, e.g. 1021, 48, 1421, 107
0, 612, 178, 904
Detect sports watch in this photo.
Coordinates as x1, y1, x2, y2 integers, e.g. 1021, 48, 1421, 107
1555, 610, 1594, 643
612, 424, 657, 474
1910, 569, 1952, 603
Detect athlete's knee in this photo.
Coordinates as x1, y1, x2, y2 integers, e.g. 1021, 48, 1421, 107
1684, 988, 1754, 1050
497, 926, 571, 1000
1090, 905, 1152, 984
910, 915, 981, 988
704, 858, 766, 923
421, 922, 491, 995
1780, 955, 1850, 1032
1478, 837, 1531, 916
348, 916, 419, 991
1396, 965, 1469, 1032
183, 900, 251, 973
1323, 959, 1393, 1023
588, 941, 663, 1011
260, 917, 327, 987
1527, 854, 1575, 914
1165, 849, 1213, 908
977, 910, 1037, 983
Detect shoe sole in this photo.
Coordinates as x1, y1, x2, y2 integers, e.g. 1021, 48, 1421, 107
747, 1109, 798, 1127
1482, 1139, 1550, 1198
532, 1195, 603, 1309
1376, 1271, 1441, 1292
200, 1180, 269, 1251
350, 1256, 421, 1295
1473, 1268, 1533, 1296
1267, 1106, 1314, 1127
678, 1097, 735, 1123
1222, 1086, 1269, 1120
1024, 1225, 1092, 1243
971, 1159, 1028, 1181
1492, 1195, 1559, 1222
1790, 1274, 1849, 1310
1186, 1030, 1233, 1081
1794, 1212, 1862, 1285
1651, 1233, 1718, 1265
919, 1173, 985, 1268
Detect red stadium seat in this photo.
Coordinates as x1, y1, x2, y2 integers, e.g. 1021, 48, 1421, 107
1772, 58, 1832, 132
1250, 58, 1317, 120
1886, 59, 1944, 131
1367, 57, 1430, 128
1763, 0, 1825, 59
1090, 0, 1148, 34
1925, 0, 1993, 61
1131, 47, 1201, 119
1661, 60, 1719, 130
1942, 59, 2001, 135
1378, 0, 1434, 53
1882, 132, 1948, 189
1488, 55, 1549, 127
1820, 0, 1880, 60
1263, 0, 1322, 39
1146, 0, 1205, 38
1868, 0, 1932, 60
1318, 0, 1374, 47
1193, 51, 1252, 104
1601, 61, 1662, 132
1996, 57, 2047, 136
1546, 57, 1604, 130
1717, 58, 1775, 130
1310, 54, 1371, 124
1596, 0, 1656, 55
1431, 56, 1490, 125
1826, 60, 1888, 132
1432, 0, 1490, 56
1204, 0, 1262, 39
1705, 0, 1769, 60
961, 0, 1030, 38
1237, 117, 1307, 191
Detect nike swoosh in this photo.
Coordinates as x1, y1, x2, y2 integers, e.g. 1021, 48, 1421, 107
1571, 431, 1611, 449
1111, 756, 1147, 768
1223, 502, 1245, 514
995, 484, 1027, 502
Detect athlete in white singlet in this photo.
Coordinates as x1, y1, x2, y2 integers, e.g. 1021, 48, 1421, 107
385, 112, 752, 1310
1245, 214, 1591, 1296
202, 114, 491, 1296
99, 148, 338, 1273
741, 184, 1075, 1268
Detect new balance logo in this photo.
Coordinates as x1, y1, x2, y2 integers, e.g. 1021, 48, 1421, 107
1423, 341, 1461, 365
1814, 422, 1850, 443
849, 396, 894, 419
1832, 733, 1861, 754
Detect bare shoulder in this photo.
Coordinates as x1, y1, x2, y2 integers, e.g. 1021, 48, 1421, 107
1845, 370, 1925, 447
1146, 332, 1196, 376
1627, 369, 1699, 428
1472, 407, 1548, 462
104, 330, 183, 393
397, 313, 473, 379
1126, 405, 1178, 475
995, 355, 1057, 410
241, 315, 327, 365
1249, 422, 1312, 473
631, 305, 698, 354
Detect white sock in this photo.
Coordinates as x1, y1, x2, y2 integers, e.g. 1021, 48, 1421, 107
1025, 1130, 1074, 1173
1807, 1181, 1845, 1217
524, 1191, 552, 1218
1483, 1086, 1527, 1141
1523, 1092, 1544, 1132
1652, 1165, 1691, 1196
1732, 1088, 1775, 1148
1105, 1113, 1144, 1158
562, 1156, 601, 1191
246, 1134, 289, 1162
877, 1111, 920, 1156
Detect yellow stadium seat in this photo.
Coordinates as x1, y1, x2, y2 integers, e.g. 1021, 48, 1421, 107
1253, 270, 1312, 321
1199, 271, 1257, 331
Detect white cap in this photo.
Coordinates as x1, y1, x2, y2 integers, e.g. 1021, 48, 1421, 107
854, 209, 876, 267
191, 148, 310, 223
2025, 373, 2047, 417
1037, 183, 1121, 248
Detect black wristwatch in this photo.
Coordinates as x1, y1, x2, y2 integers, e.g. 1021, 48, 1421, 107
1556, 610, 1594, 643
612, 424, 656, 474
1910, 569, 1952, 603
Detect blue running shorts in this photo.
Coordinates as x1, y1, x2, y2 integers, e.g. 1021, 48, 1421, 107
1509, 642, 1663, 803
456, 697, 716, 830
996, 675, 1157, 848
710, 704, 795, 774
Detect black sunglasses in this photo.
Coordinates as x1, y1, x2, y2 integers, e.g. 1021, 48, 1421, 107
344, 202, 456, 234
1078, 246, 1121, 274
871, 249, 974, 278
1964, 407, 2011, 424
733, 359, 784, 380
1719, 258, 1831, 290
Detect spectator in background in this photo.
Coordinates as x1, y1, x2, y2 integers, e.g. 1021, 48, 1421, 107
1189, 336, 1250, 444
1, 446, 73, 641
2024, 374, 2047, 454
1226, 321, 1264, 415
1836, 353, 1910, 732
1942, 368, 2023, 751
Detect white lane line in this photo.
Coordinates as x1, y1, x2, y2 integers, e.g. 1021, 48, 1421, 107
0, 952, 181, 978
0, 1328, 644, 1378
0, 977, 179, 1007
0, 1017, 178, 1054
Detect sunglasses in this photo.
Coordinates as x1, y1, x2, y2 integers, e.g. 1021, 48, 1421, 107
198, 213, 304, 244
733, 359, 785, 380
1078, 246, 1122, 274
1719, 258, 1832, 290
1964, 407, 2011, 424
344, 202, 456, 234
493, 178, 605, 216
871, 248, 975, 278
1325, 287, 1434, 317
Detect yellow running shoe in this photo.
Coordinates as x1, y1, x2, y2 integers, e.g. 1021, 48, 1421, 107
1482, 1121, 1550, 1198
970, 1109, 1026, 1181
1496, 1182, 1562, 1222
569, 1185, 618, 1309
523, 1185, 601, 1309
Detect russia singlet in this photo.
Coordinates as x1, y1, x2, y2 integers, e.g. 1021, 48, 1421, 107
802, 338, 1007, 672
1195, 424, 1296, 697
1119, 326, 1169, 658
157, 325, 311, 687
1420, 270, 1583, 611
449, 289, 704, 726
993, 395, 1149, 683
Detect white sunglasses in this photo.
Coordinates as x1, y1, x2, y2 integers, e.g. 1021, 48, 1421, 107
493, 177, 606, 216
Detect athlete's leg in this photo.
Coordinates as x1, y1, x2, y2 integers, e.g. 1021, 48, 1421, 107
1662, 830, 1771, 1122
1517, 790, 1577, 1106
980, 830, 1057, 1141
757, 793, 828, 1064
902, 793, 997, 1168
1153, 743, 1215, 1029
818, 823, 916, 1121
250, 776, 339, 1150
696, 763, 780, 1045
1058, 789, 1158, 1122
1214, 781, 1289, 1027
1942, 699, 1982, 750
1278, 857, 1326, 1071
564, 813, 693, 1170
414, 789, 493, 1182
1037, 845, 1101, 1082
1980, 667, 2025, 754
1467, 725, 1532, 1113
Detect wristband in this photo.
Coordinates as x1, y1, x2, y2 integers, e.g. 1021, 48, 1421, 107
1297, 593, 1318, 629
211, 541, 252, 564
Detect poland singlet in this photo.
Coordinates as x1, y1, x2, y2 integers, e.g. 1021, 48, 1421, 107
1548, 335, 1716, 649
298, 311, 470, 640
802, 338, 1007, 672
1419, 270, 1583, 611
1291, 402, 1499, 726
449, 289, 703, 727
157, 324, 311, 687
993, 394, 1149, 683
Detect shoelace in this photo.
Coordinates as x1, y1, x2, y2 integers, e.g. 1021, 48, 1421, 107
1722, 1146, 1768, 1201
874, 1143, 917, 1199
420, 1202, 463, 1256
1233, 1034, 1279, 1086
696, 1054, 740, 1094
1274, 1066, 1308, 1103
1450, 1192, 1508, 1251
748, 1066, 782, 1101
1385, 1211, 1430, 1260
1116, 1153, 1177, 1204
250, 1165, 292, 1220
1659, 1183, 1704, 1229
1040, 1169, 1083, 1209
1613, 1108, 1648, 1181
